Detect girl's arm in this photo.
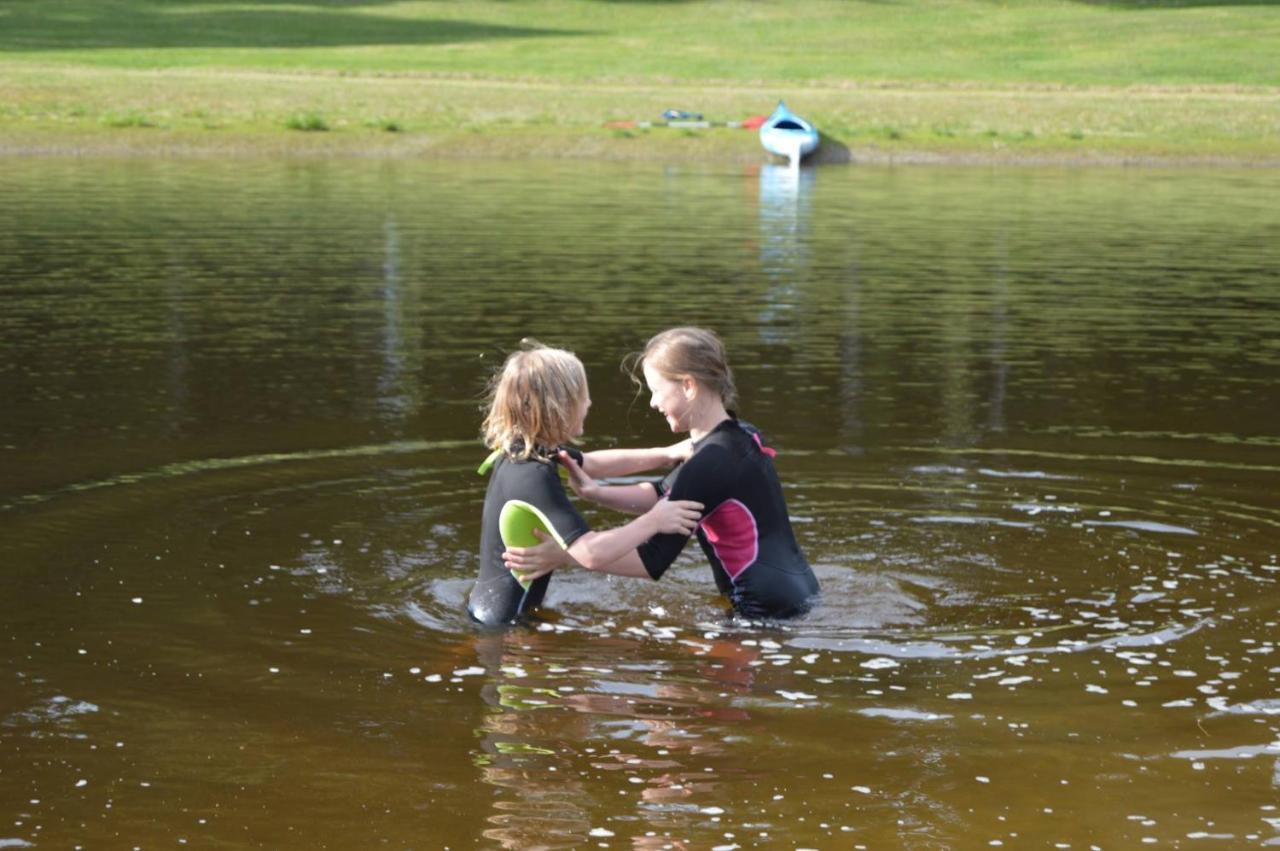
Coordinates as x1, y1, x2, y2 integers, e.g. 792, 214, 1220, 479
559, 450, 662, 515
504, 496, 701, 582
580, 439, 692, 479
582, 482, 660, 515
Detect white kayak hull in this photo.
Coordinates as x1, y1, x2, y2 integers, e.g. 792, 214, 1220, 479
759, 101, 819, 166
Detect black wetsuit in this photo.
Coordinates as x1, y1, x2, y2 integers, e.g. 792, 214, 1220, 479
468, 447, 590, 626
637, 419, 819, 619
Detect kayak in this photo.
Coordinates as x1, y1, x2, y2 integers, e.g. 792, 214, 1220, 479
759, 101, 819, 167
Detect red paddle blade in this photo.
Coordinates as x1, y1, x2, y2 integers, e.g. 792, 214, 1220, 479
741, 114, 769, 130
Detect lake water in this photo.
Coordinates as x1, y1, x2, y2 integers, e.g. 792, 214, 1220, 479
2, 158, 1278, 849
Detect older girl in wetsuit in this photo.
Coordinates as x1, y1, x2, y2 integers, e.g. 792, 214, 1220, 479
504, 328, 820, 620
468, 341, 702, 626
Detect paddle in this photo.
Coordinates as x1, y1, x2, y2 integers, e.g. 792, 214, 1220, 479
605, 115, 768, 130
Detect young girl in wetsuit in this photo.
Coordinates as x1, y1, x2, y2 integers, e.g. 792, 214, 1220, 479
504, 328, 820, 620
468, 341, 702, 626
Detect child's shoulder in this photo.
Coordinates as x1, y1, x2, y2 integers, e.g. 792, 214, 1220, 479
686, 435, 737, 470
698, 419, 759, 453
490, 455, 567, 505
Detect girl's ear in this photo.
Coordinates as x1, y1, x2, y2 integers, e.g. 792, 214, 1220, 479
681, 376, 698, 399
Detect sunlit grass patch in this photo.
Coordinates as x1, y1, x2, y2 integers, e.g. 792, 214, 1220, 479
366, 117, 403, 133
285, 112, 329, 132
101, 112, 157, 129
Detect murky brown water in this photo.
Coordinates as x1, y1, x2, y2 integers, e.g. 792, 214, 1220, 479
2, 158, 1278, 848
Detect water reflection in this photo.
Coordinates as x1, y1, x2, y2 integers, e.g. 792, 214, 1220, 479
468, 628, 762, 847
377, 216, 412, 423
756, 163, 814, 345
471, 631, 590, 850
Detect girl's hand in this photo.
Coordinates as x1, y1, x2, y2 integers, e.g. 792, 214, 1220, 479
666, 439, 694, 465
649, 497, 703, 536
502, 528, 568, 583
557, 450, 598, 500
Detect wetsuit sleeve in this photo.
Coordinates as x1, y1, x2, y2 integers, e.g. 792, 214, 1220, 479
650, 469, 673, 499
636, 445, 731, 580
524, 463, 591, 548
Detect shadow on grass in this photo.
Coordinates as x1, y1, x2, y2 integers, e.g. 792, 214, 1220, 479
810, 132, 852, 165
0, 1, 585, 51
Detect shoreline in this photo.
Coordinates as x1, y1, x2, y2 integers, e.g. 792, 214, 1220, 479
4, 132, 1278, 168
5, 65, 1278, 168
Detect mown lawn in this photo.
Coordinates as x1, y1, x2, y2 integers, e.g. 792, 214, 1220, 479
2, 0, 1278, 160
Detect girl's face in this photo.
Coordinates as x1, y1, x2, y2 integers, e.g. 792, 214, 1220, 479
570, 386, 591, 438
643, 362, 692, 433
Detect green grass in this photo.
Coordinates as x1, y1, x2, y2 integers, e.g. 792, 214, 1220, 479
101, 112, 157, 129
1, 0, 1278, 161
3, 0, 1278, 86
285, 113, 329, 133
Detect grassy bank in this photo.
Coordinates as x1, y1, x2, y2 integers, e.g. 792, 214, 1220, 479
2, 0, 1278, 162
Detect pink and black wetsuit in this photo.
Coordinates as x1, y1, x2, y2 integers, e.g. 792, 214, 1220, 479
637, 419, 819, 619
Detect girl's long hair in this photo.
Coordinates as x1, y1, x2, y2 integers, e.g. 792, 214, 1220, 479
482, 340, 587, 461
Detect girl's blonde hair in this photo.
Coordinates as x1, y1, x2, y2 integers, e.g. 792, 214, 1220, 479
482, 340, 588, 460
630, 327, 738, 410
